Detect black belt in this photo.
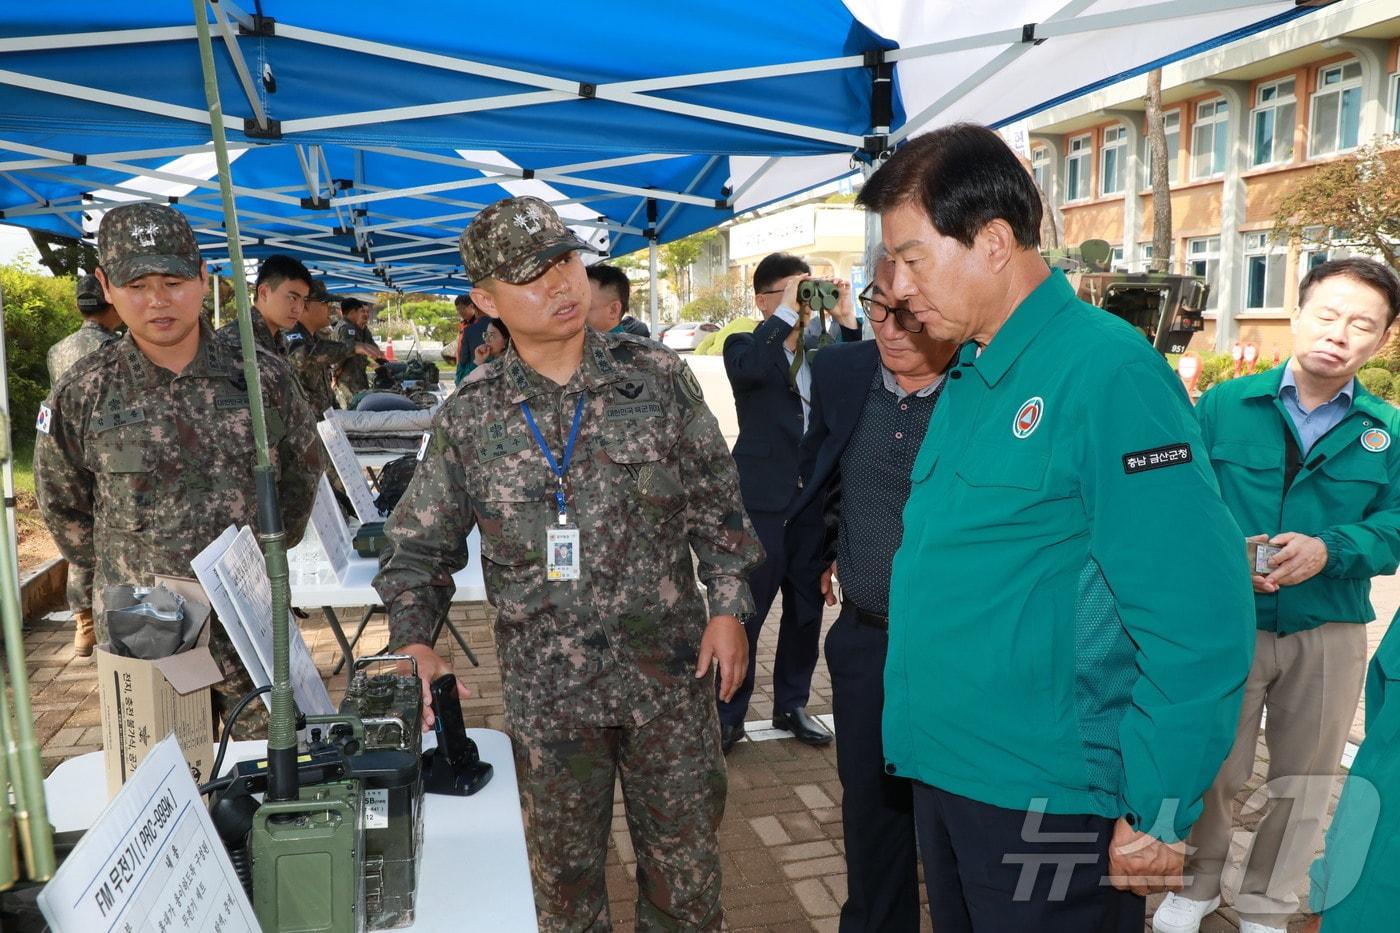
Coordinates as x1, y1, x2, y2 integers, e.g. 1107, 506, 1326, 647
851, 604, 888, 631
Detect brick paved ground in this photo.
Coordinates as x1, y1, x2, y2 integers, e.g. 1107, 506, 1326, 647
20, 574, 1399, 931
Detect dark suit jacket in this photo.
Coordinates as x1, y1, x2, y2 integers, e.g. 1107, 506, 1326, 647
724, 312, 862, 514
789, 340, 881, 561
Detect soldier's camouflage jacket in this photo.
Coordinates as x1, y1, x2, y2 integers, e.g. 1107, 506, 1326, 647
215, 306, 282, 356
332, 319, 377, 394
34, 321, 322, 624
285, 322, 352, 417
46, 319, 118, 385
374, 329, 763, 728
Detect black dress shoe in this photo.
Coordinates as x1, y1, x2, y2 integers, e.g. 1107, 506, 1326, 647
720, 722, 746, 754
772, 707, 833, 746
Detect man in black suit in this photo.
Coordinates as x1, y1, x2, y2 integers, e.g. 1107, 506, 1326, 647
791, 255, 955, 932
720, 252, 862, 752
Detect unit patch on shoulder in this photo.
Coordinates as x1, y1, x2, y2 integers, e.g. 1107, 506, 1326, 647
1361, 428, 1391, 452
1122, 442, 1193, 475
677, 366, 704, 405
1012, 396, 1043, 439
36, 404, 52, 435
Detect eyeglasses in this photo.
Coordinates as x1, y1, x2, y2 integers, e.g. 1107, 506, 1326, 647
858, 284, 924, 333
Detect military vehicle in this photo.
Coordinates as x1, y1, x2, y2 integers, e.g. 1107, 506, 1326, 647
1045, 239, 1209, 355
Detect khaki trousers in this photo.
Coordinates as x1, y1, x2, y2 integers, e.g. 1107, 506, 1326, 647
1183, 623, 1367, 927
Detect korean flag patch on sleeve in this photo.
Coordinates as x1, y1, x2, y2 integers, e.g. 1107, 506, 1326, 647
35, 404, 53, 435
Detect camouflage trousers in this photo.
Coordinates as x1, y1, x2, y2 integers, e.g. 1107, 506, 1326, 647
509, 679, 728, 932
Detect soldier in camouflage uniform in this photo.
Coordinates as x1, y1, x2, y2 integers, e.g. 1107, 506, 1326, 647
284, 279, 355, 418
33, 204, 322, 738
215, 253, 312, 355
374, 196, 763, 932
332, 298, 382, 407
47, 274, 124, 656
47, 274, 122, 384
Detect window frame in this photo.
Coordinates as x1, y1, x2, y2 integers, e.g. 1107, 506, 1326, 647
1309, 59, 1364, 158
1249, 76, 1297, 168
1100, 124, 1127, 196
1031, 146, 1050, 193
1242, 232, 1287, 311
1187, 236, 1221, 311
1065, 133, 1092, 203
1191, 97, 1230, 180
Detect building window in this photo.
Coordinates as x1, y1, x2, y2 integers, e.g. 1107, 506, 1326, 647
1187, 236, 1221, 310
1251, 77, 1296, 166
1031, 147, 1050, 192
1066, 134, 1091, 202
1299, 225, 1354, 277
1392, 72, 1400, 136
1110, 246, 1125, 270
1243, 232, 1285, 310
1192, 98, 1230, 179
1142, 109, 1181, 188
1100, 125, 1127, 196
1310, 60, 1363, 157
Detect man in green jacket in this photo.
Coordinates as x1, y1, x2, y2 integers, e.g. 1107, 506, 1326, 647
858, 123, 1255, 933
1155, 257, 1400, 933
1307, 608, 1400, 932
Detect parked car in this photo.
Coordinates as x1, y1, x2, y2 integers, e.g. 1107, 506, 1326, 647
661, 321, 720, 351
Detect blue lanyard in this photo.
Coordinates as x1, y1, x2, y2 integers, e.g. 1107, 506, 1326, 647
520, 393, 586, 523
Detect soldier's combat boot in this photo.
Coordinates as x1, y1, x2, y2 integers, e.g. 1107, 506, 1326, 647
73, 608, 95, 657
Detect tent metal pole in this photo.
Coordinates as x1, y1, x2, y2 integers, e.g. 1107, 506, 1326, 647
0, 292, 55, 881
0, 68, 211, 124
213, 270, 221, 328
648, 238, 659, 331
193, 0, 299, 802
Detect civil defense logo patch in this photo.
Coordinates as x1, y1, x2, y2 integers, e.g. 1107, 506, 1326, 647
1361, 428, 1391, 452
1012, 397, 1043, 439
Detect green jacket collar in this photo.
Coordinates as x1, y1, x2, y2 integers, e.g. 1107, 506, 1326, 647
1239, 359, 1392, 422
971, 268, 1074, 387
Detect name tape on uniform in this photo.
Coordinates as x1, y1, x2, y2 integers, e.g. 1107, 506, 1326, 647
1122, 442, 1193, 475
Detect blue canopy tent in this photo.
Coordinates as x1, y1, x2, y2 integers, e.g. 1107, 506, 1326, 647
0, 0, 1320, 295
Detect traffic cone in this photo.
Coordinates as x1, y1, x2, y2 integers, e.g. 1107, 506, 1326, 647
385, 339, 395, 361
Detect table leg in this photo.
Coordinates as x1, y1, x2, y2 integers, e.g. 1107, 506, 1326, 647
332, 606, 379, 676
431, 614, 479, 667
322, 606, 355, 682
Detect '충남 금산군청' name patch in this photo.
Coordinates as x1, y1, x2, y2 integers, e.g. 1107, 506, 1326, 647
1122, 443, 1192, 475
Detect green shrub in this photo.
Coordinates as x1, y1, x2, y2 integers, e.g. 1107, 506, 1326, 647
695, 317, 756, 355
1195, 353, 1236, 392
679, 290, 730, 323
1, 262, 80, 435
1359, 368, 1393, 398
1361, 358, 1390, 372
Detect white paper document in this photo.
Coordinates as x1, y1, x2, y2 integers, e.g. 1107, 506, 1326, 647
317, 418, 382, 524
192, 525, 335, 716
38, 734, 260, 933
308, 473, 353, 581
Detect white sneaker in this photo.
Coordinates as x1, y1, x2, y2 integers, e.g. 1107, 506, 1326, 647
1238, 923, 1286, 933
1152, 893, 1222, 933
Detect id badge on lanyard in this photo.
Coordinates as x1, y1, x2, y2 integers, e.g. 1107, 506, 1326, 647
521, 393, 586, 582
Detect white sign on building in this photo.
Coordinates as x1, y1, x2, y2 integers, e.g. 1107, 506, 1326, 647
729, 206, 816, 261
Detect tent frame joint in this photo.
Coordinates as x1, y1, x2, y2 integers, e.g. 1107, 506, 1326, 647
578, 82, 597, 99
301, 196, 331, 210
237, 13, 277, 37
862, 49, 886, 68
244, 116, 282, 139
71, 154, 86, 166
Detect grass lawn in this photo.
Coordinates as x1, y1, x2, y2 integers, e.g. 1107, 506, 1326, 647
10, 437, 33, 495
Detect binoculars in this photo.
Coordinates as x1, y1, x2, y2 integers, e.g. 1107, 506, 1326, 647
796, 279, 839, 315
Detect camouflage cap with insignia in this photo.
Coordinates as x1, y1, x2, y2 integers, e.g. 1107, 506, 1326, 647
98, 203, 202, 287
459, 196, 596, 285
75, 273, 109, 314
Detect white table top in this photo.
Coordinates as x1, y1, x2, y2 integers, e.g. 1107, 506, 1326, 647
45, 730, 538, 932
288, 527, 486, 609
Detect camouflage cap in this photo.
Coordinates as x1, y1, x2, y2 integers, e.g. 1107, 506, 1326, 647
98, 203, 202, 286
75, 273, 109, 314
459, 196, 596, 285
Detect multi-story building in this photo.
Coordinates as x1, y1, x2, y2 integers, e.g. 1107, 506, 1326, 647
1027, 0, 1400, 354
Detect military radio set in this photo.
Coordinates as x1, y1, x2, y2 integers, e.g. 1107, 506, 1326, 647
202, 655, 492, 932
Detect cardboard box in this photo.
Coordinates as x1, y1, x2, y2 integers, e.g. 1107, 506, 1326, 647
97, 576, 223, 797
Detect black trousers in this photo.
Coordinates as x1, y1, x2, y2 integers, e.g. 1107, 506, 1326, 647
912, 783, 1145, 933
826, 604, 919, 933
717, 505, 824, 727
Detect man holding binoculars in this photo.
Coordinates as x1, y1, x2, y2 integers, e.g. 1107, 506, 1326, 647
719, 252, 863, 751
